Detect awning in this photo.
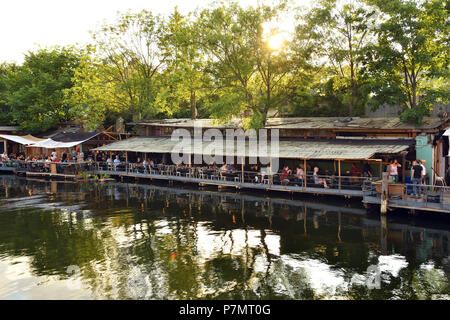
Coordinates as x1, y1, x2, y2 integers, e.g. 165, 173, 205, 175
28, 138, 88, 149
21, 135, 45, 142
94, 137, 413, 160
0, 134, 43, 145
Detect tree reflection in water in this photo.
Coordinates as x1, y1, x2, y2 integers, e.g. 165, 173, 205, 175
0, 176, 449, 299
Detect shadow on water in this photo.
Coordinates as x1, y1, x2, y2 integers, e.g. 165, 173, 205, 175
0, 175, 449, 300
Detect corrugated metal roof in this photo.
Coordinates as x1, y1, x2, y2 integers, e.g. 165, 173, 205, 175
94, 137, 412, 160
51, 131, 100, 143
0, 126, 18, 132
131, 117, 448, 131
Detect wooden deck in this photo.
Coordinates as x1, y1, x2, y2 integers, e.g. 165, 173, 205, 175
93, 169, 365, 198
22, 171, 77, 179
3, 164, 449, 214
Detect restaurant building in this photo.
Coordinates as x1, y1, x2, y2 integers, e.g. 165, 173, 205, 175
95, 117, 449, 184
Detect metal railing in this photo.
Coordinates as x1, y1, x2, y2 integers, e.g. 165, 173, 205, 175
93, 161, 374, 190
363, 180, 450, 208
14, 160, 95, 175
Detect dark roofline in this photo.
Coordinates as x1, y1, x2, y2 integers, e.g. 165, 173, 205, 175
128, 117, 449, 131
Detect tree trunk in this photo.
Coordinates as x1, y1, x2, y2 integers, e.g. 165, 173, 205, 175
190, 90, 197, 119
349, 56, 355, 117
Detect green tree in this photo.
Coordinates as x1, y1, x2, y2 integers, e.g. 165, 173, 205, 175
65, 47, 126, 130
156, 7, 212, 119
0, 63, 17, 125
6, 47, 81, 133
91, 10, 170, 122
294, 0, 375, 117
197, 1, 292, 128
362, 0, 449, 124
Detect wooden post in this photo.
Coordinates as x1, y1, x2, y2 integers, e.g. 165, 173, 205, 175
402, 153, 406, 183
381, 172, 389, 214
379, 161, 382, 180
241, 157, 244, 183
338, 159, 341, 190
269, 157, 273, 184
303, 159, 307, 187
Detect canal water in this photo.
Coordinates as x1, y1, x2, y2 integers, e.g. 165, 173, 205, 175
0, 175, 449, 300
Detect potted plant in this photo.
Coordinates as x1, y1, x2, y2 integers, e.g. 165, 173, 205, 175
98, 173, 111, 183
77, 171, 90, 182
89, 174, 99, 182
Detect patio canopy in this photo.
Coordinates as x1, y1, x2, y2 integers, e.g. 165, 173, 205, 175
28, 138, 89, 149
93, 137, 413, 160
0, 134, 44, 145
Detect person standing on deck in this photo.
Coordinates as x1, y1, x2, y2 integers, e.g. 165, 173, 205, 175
420, 160, 428, 185
411, 160, 423, 198
388, 159, 401, 183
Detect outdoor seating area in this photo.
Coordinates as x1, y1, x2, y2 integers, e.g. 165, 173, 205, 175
92, 160, 374, 191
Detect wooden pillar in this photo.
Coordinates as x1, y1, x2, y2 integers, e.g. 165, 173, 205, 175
269, 157, 273, 184
338, 159, 341, 190
381, 172, 389, 214
402, 153, 406, 183
379, 161, 383, 180
3, 140, 7, 154
303, 159, 307, 187
241, 157, 244, 183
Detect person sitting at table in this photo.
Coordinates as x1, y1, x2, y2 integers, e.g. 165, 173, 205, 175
208, 162, 217, 170
113, 155, 120, 169
227, 163, 235, 171
313, 167, 328, 188
44, 156, 51, 172
136, 157, 142, 167
142, 158, 148, 169
294, 166, 304, 186
220, 163, 229, 173
363, 163, 373, 178
260, 165, 271, 183
280, 165, 292, 185
350, 163, 361, 176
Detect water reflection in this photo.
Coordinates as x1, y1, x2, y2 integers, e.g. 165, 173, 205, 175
0, 175, 449, 300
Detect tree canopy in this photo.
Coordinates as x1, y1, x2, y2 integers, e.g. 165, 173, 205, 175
0, 0, 448, 133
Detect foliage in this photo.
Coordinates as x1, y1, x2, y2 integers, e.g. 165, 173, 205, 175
361, 0, 449, 124
5, 47, 82, 132
0, 0, 448, 132
197, 1, 293, 127
78, 171, 91, 180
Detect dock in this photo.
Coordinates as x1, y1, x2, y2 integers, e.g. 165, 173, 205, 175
2, 161, 449, 214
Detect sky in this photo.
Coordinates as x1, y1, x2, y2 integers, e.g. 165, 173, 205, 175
0, 0, 312, 64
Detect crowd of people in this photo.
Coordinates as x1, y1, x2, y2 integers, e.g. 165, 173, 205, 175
0, 149, 98, 165
1, 149, 433, 193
